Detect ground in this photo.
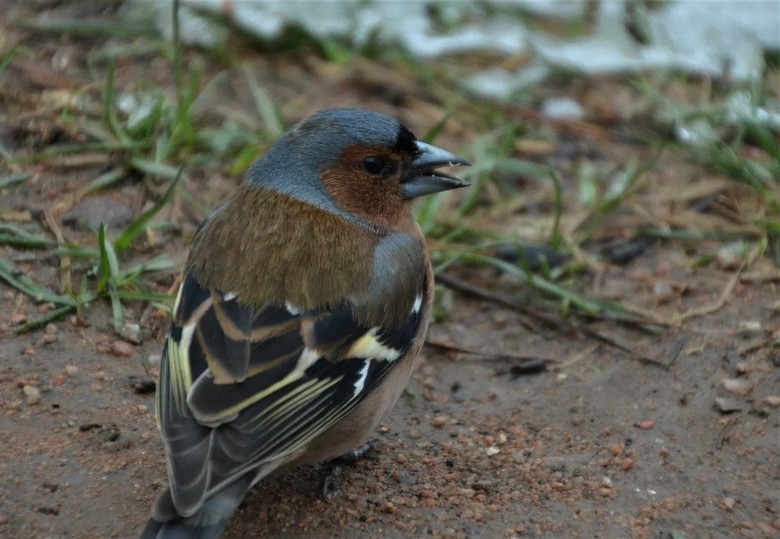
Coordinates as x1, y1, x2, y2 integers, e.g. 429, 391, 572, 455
1, 2, 779, 539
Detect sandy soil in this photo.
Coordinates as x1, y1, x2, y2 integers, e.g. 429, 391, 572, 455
1, 2, 778, 538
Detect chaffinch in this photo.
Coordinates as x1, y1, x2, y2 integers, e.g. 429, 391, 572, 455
140, 108, 469, 539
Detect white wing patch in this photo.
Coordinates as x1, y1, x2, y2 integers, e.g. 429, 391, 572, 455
348, 328, 402, 362
411, 294, 423, 314
353, 360, 370, 395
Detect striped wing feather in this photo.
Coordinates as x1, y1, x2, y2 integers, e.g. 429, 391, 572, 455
157, 270, 423, 516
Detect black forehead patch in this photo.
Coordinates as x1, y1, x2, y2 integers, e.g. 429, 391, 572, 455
394, 125, 418, 154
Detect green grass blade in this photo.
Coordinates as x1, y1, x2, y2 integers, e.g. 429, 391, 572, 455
96, 224, 120, 293
0, 172, 32, 189
0, 257, 74, 306
13, 305, 76, 334
114, 168, 183, 253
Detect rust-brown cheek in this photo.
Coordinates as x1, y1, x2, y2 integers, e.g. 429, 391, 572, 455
321, 145, 414, 232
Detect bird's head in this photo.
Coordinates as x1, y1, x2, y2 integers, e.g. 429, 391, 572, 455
246, 108, 470, 229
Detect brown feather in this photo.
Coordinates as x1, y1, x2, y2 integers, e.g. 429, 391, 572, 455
188, 187, 377, 315
187, 184, 425, 328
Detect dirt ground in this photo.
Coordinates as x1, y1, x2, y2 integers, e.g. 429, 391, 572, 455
1, 3, 779, 539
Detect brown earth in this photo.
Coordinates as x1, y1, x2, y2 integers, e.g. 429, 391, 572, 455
1, 2, 779, 539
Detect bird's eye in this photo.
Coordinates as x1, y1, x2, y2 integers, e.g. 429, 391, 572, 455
362, 156, 385, 175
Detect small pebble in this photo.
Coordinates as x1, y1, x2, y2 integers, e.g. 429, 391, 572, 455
721, 378, 753, 395
540, 97, 584, 121
64, 365, 79, 376
111, 340, 135, 357
23, 385, 40, 405
637, 420, 655, 430
652, 282, 673, 297
9, 313, 27, 325
736, 320, 762, 336
119, 322, 142, 344
486, 446, 500, 456
716, 244, 744, 270
431, 415, 447, 428
722, 497, 736, 511
44, 323, 57, 335
762, 396, 780, 408
714, 397, 743, 414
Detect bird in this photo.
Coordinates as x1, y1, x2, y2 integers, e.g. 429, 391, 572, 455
140, 107, 469, 539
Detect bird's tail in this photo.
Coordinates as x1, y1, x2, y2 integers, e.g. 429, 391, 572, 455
140, 475, 253, 539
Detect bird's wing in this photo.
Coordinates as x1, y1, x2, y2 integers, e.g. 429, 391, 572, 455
156, 266, 426, 517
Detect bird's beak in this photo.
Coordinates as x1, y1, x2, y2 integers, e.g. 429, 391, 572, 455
403, 141, 471, 200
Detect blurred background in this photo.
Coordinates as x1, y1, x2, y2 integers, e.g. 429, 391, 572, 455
1, 1, 779, 538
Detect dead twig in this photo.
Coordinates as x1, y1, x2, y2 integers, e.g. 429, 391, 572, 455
667, 338, 685, 369
671, 244, 758, 326
435, 273, 554, 333
438, 273, 670, 369
425, 339, 558, 366
42, 209, 72, 295
575, 325, 669, 369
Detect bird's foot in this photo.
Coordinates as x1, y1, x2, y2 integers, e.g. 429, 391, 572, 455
320, 439, 379, 499
320, 464, 343, 499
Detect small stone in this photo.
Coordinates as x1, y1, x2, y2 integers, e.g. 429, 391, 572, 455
715, 397, 743, 414
64, 365, 79, 376
431, 415, 447, 428
652, 282, 673, 297
9, 313, 27, 325
736, 320, 762, 336
637, 420, 655, 430
111, 340, 135, 357
721, 378, 753, 395
486, 446, 500, 456
472, 480, 492, 492
716, 244, 744, 270
601, 476, 613, 488
458, 488, 476, 498
119, 322, 142, 344
762, 396, 780, 408
622, 458, 635, 471
722, 497, 736, 511
23, 385, 40, 405
24, 347, 36, 356
44, 323, 57, 335
540, 97, 584, 121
